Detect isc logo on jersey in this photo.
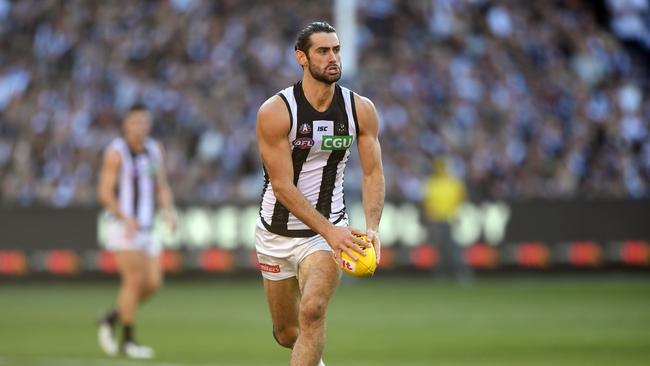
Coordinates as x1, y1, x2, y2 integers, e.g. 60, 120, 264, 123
321, 135, 352, 150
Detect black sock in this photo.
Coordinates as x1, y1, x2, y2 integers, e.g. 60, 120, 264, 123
103, 309, 118, 325
122, 324, 134, 344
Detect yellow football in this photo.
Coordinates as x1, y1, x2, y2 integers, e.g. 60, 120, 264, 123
340, 234, 377, 277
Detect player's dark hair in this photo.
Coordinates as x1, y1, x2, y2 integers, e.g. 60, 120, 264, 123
128, 102, 148, 113
294, 21, 336, 53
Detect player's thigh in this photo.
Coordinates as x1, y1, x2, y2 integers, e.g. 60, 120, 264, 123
264, 276, 300, 328
297, 251, 340, 306
136, 230, 162, 288
116, 250, 147, 283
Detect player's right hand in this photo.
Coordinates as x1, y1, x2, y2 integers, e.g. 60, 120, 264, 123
366, 229, 381, 264
325, 226, 369, 264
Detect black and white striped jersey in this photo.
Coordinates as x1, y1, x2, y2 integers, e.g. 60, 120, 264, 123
259, 81, 360, 237
107, 137, 161, 229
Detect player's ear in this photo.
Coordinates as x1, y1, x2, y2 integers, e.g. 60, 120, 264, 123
295, 49, 307, 67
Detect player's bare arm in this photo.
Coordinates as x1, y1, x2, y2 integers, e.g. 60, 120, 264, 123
256, 96, 366, 261
155, 142, 177, 231
97, 149, 138, 232
355, 94, 385, 262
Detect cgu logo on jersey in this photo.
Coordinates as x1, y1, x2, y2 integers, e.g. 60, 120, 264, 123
293, 137, 314, 149
321, 135, 353, 150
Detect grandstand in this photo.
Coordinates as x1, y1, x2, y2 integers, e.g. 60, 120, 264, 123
1, 0, 648, 206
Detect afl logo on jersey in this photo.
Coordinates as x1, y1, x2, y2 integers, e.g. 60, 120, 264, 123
299, 123, 311, 135
293, 137, 314, 149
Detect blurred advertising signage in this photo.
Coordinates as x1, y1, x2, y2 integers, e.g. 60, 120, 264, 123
2, 199, 648, 251
450, 202, 511, 247
95, 199, 650, 250
97, 202, 436, 249
95, 201, 512, 249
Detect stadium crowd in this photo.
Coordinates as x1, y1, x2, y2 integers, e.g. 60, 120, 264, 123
0, 0, 648, 207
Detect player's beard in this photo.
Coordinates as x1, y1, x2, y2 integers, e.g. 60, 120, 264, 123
308, 60, 342, 84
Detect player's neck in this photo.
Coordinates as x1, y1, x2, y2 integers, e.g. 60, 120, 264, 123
301, 76, 335, 112
125, 136, 145, 153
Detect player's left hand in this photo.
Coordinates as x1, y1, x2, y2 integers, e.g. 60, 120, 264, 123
366, 229, 381, 264
163, 209, 177, 233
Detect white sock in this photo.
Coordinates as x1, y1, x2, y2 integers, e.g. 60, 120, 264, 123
318, 359, 325, 366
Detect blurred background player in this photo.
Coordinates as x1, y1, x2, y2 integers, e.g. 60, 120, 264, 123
255, 22, 385, 366
96, 103, 176, 359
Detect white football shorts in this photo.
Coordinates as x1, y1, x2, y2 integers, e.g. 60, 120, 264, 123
105, 218, 161, 257
255, 217, 347, 281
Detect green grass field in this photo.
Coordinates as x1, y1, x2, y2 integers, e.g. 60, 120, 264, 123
0, 277, 649, 366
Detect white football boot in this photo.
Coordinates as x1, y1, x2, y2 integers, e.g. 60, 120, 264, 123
123, 342, 155, 359
97, 321, 118, 356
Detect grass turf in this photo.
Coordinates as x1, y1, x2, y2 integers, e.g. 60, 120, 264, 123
0, 276, 648, 366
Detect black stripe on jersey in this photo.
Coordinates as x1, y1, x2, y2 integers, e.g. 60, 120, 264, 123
259, 166, 270, 217
349, 90, 360, 139
316, 86, 348, 218
316, 150, 346, 218
129, 150, 139, 221
261, 212, 346, 237
277, 92, 293, 132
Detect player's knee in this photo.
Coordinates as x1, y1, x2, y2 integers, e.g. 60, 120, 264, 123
122, 273, 143, 290
273, 326, 298, 348
300, 297, 327, 325
148, 277, 163, 293
141, 278, 162, 297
